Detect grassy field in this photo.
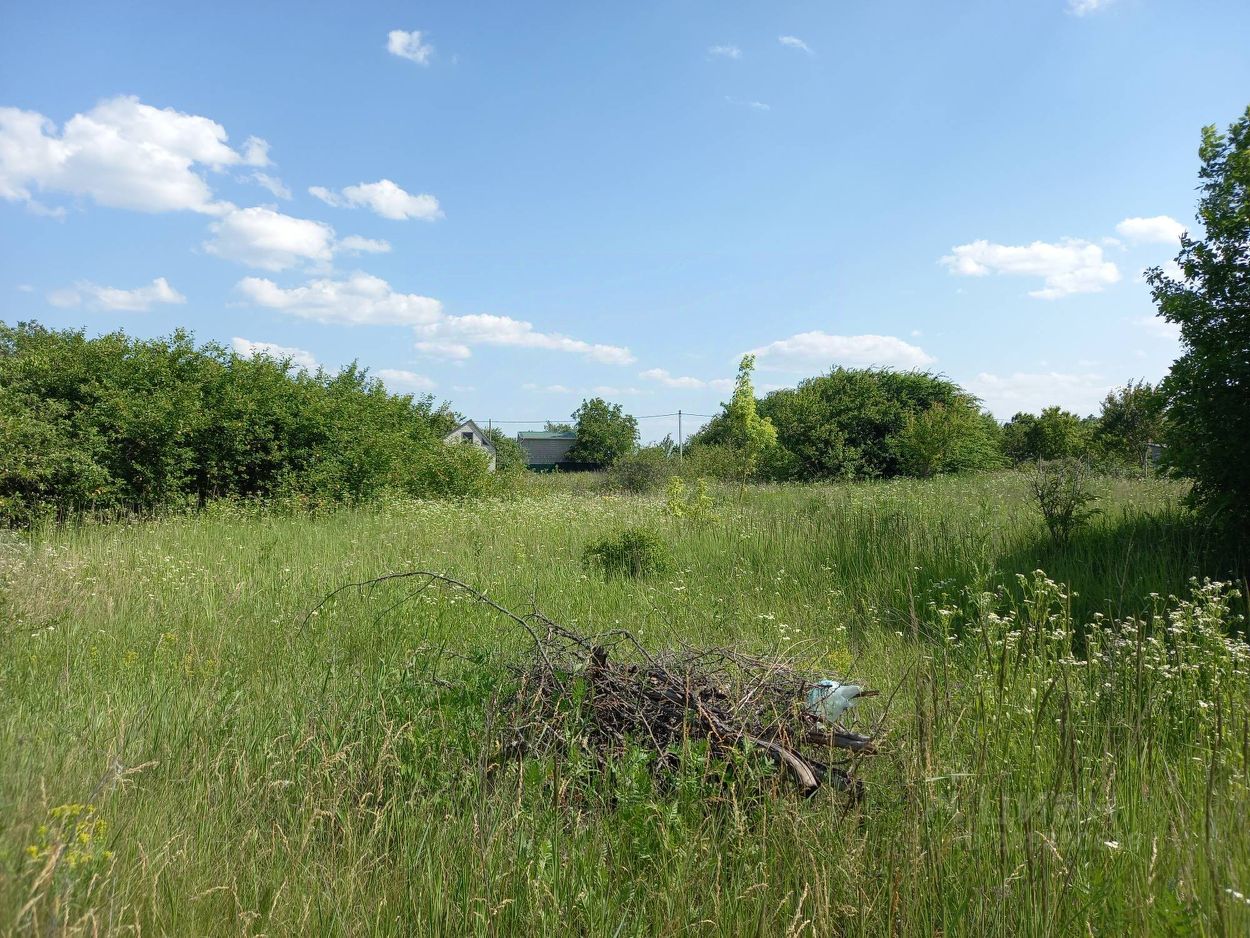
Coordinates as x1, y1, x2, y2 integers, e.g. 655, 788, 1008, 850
1, 472, 1247, 936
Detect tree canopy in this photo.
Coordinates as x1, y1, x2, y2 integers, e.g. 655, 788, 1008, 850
567, 398, 638, 466
1147, 105, 1250, 534
0, 322, 490, 524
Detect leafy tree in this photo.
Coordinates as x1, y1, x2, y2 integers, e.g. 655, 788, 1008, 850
486, 428, 529, 473
544, 421, 574, 433
890, 402, 1005, 477
1093, 381, 1167, 469
720, 355, 778, 480
1147, 106, 1250, 533
0, 321, 490, 523
1002, 407, 1092, 462
567, 398, 638, 466
693, 366, 1000, 481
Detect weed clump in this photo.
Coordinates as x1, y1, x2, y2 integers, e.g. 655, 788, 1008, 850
1029, 458, 1102, 544
583, 526, 673, 579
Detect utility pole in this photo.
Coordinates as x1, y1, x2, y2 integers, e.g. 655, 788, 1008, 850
678, 409, 683, 462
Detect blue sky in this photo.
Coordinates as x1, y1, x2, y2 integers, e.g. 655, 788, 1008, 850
3, 0, 1248, 441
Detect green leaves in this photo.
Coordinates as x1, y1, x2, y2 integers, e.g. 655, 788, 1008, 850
567, 397, 639, 467
1147, 105, 1250, 538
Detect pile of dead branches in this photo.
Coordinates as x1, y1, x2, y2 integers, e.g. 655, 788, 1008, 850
497, 617, 880, 799
305, 571, 883, 799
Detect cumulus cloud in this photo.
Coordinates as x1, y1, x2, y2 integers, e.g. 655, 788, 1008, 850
249, 172, 291, 200
965, 371, 1111, 418
1068, 0, 1115, 15
204, 206, 337, 270
47, 276, 186, 311
941, 238, 1121, 299
0, 96, 266, 215
203, 206, 386, 270
387, 29, 434, 65
778, 35, 814, 54
230, 337, 317, 370
708, 44, 741, 59
1115, 215, 1185, 244
309, 179, 442, 221
237, 272, 634, 365
639, 368, 734, 392
235, 272, 443, 325
747, 331, 936, 372
416, 313, 635, 365
376, 368, 436, 392
337, 234, 392, 254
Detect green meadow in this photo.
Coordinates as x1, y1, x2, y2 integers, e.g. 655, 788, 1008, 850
2, 473, 1247, 935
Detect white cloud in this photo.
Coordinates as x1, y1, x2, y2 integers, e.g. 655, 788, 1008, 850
415, 339, 473, 360
966, 371, 1111, 418
416, 313, 635, 364
0, 96, 266, 215
47, 276, 186, 312
236, 272, 634, 365
941, 238, 1121, 299
376, 368, 436, 392
778, 35, 814, 55
387, 29, 434, 65
236, 272, 443, 325
337, 234, 392, 254
309, 178, 442, 221
747, 331, 936, 372
522, 383, 575, 394
204, 207, 388, 270
708, 44, 741, 59
230, 337, 317, 370
250, 172, 291, 200
1115, 215, 1185, 244
639, 367, 733, 391
725, 97, 770, 112
205, 206, 337, 270
1068, 0, 1115, 15
1134, 315, 1181, 342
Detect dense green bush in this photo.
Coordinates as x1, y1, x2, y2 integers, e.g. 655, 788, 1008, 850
1002, 407, 1094, 463
582, 526, 673, 579
694, 368, 1003, 481
890, 402, 1005, 477
0, 322, 495, 524
486, 428, 529, 474
607, 447, 672, 493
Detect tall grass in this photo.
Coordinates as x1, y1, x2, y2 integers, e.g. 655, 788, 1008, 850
1, 472, 1246, 935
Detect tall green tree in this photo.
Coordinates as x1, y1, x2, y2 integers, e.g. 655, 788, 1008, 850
1002, 407, 1092, 462
1147, 106, 1250, 533
567, 398, 638, 466
1094, 381, 1166, 469
722, 355, 778, 479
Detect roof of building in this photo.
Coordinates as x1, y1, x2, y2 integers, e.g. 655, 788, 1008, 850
517, 430, 577, 440
444, 419, 497, 453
